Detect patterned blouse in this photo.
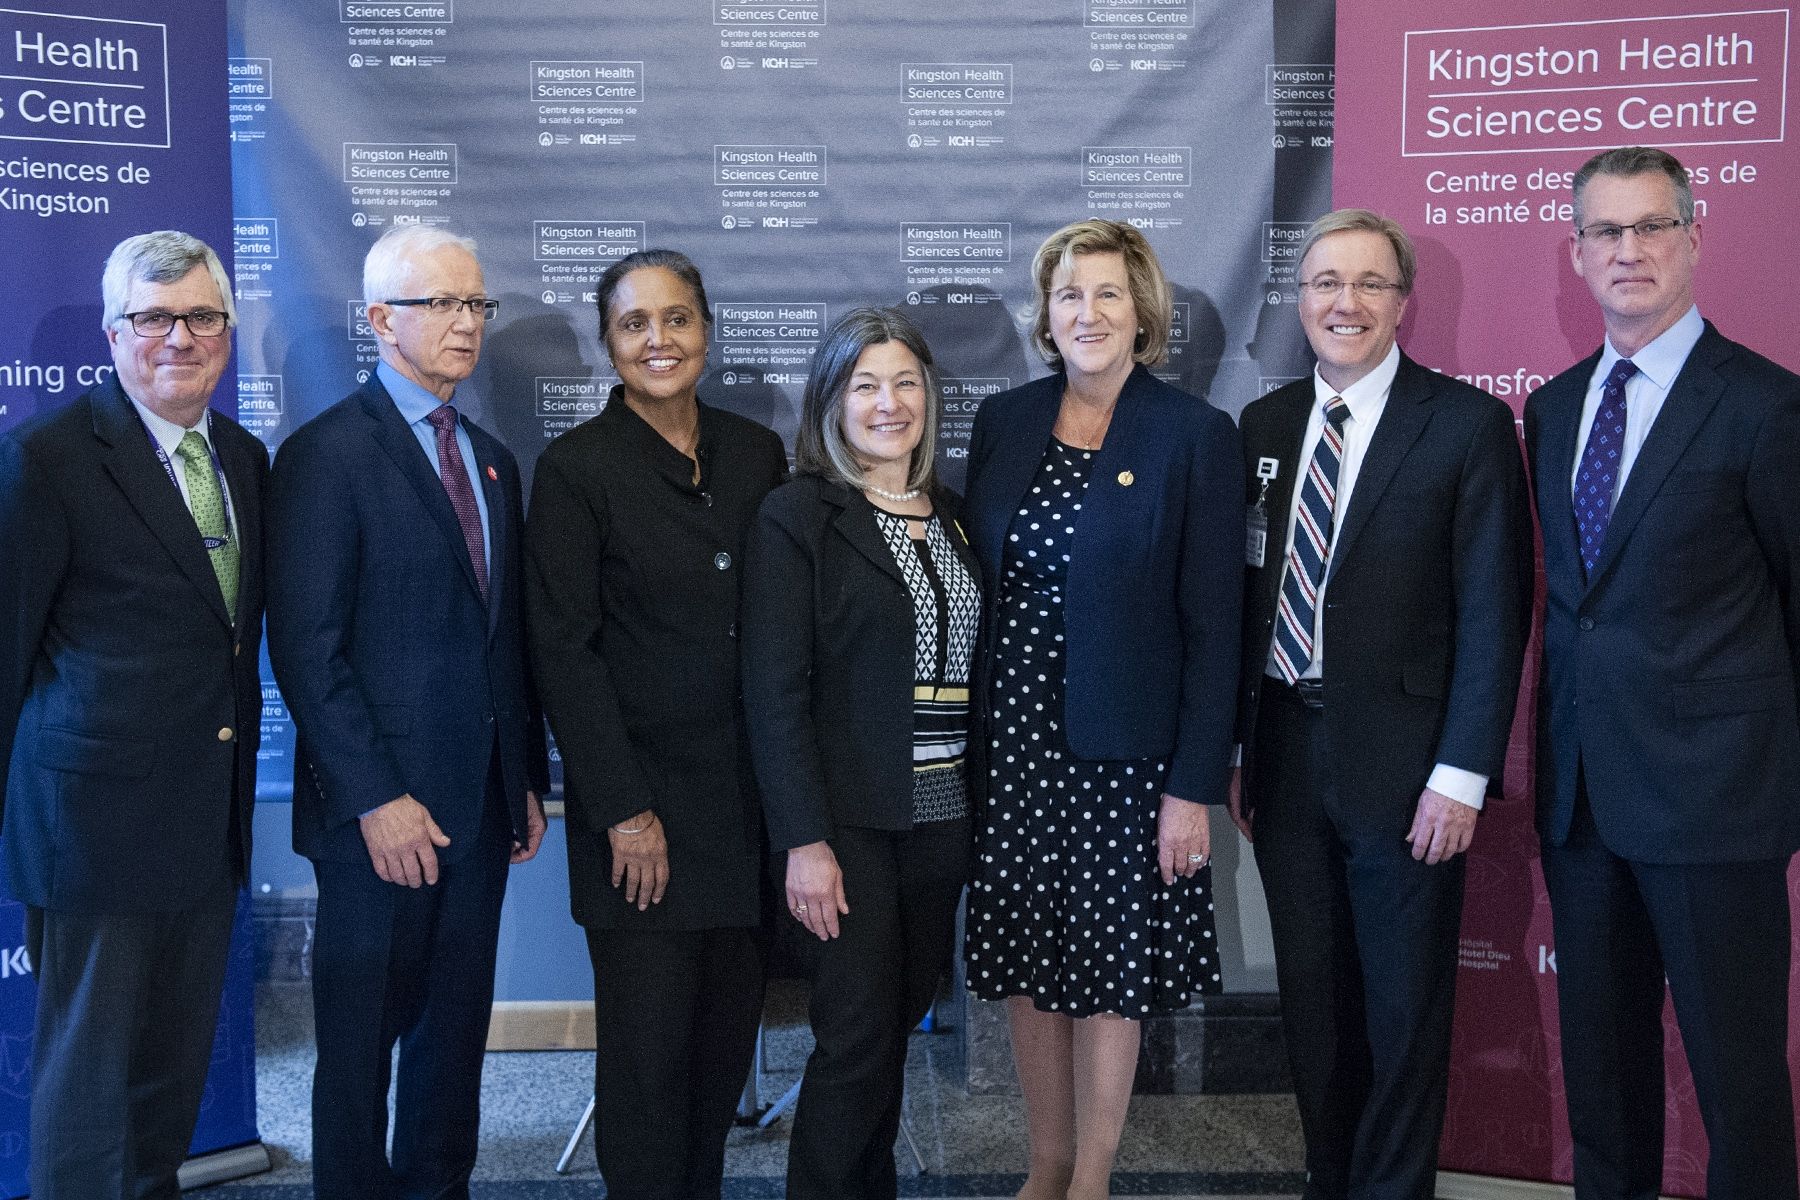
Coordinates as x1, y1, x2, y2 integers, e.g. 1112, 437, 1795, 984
872, 507, 981, 824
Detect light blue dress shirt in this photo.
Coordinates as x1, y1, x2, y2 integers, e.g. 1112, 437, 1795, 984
378, 360, 491, 577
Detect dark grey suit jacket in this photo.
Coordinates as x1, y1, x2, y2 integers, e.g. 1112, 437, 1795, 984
0, 376, 266, 912
1526, 322, 1800, 863
1236, 352, 1533, 831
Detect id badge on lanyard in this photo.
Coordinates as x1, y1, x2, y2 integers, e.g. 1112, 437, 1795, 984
1245, 456, 1279, 569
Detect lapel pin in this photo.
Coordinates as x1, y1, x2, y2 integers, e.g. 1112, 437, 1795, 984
485, 465, 498, 482
1117, 470, 1135, 487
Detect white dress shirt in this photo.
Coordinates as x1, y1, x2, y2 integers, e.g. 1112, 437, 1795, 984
1570, 304, 1705, 501
1262, 343, 1488, 811
130, 396, 238, 536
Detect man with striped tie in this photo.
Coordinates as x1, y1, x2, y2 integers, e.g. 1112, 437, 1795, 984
1229, 209, 1532, 1200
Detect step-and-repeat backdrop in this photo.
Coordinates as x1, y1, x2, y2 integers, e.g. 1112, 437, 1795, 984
1336, 1, 1799, 1193
224, 0, 1336, 843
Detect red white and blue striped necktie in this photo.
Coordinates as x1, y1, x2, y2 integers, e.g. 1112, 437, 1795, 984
1272, 396, 1350, 684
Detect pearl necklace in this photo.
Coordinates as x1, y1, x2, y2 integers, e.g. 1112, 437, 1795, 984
865, 483, 922, 503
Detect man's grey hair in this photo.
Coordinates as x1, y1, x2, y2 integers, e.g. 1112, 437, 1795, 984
1571, 146, 1696, 228
362, 225, 480, 306
100, 231, 236, 331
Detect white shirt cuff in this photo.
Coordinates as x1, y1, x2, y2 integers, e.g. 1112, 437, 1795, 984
1427, 763, 1487, 811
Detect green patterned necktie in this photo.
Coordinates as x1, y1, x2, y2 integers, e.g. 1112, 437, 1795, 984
176, 430, 239, 621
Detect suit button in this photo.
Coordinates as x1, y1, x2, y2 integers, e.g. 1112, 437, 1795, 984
1578, 617, 1595, 631
728, 621, 739, 639
714, 551, 732, 570
217, 727, 234, 742
701, 492, 714, 507
234, 643, 241, 657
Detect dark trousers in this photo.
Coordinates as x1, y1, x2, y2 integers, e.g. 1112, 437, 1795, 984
25, 886, 237, 1200
585, 925, 765, 1200
309, 783, 512, 1200
1251, 687, 1465, 1200
1542, 789, 1797, 1200
785, 819, 970, 1200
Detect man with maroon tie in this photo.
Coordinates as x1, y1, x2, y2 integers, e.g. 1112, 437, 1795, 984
267, 226, 548, 1199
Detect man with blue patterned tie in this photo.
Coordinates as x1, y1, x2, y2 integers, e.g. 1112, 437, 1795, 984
267, 226, 549, 1199
1526, 145, 1800, 1200
1231, 209, 1532, 1199
0, 231, 266, 1199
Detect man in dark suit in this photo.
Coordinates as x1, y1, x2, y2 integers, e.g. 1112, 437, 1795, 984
267, 226, 548, 1199
1526, 146, 1800, 1200
0, 231, 265, 1199
1230, 209, 1532, 1199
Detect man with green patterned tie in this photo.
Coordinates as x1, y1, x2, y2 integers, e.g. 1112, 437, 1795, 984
0, 231, 267, 1200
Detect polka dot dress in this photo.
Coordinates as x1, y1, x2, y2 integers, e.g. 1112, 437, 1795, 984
965, 438, 1222, 1018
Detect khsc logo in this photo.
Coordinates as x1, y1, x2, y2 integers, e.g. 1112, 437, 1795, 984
0, 947, 28, 978
1538, 945, 1557, 974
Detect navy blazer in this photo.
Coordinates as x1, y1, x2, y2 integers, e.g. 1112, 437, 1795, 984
267, 377, 549, 864
1236, 353, 1532, 831
1526, 322, 1800, 864
743, 475, 980, 850
0, 376, 266, 912
962, 365, 1243, 804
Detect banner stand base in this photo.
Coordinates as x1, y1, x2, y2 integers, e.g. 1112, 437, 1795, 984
1438, 1172, 1678, 1200
177, 1141, 272, 1191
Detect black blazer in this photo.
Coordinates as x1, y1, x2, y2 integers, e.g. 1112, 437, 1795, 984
1525, 322, 1800, 863
1236, 353, 1532, 831
526, 396, 786, 929
961, 365, 1244, 804
0, 376, 266, 912
742, 474, 980, 851
266, 377, 549, 865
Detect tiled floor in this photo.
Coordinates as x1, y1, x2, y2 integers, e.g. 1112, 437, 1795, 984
201, 983, 1305, 1197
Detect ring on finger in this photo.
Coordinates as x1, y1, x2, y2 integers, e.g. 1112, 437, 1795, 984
792, 903, 808, 913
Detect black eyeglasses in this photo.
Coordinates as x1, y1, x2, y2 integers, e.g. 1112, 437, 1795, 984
384, 296, 500, 321
121, 309, 232, 337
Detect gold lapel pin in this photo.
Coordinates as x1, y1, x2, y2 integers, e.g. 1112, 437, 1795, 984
1117, 470, 1135, 487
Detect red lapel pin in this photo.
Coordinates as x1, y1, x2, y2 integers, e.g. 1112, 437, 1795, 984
485, 465, 498, 482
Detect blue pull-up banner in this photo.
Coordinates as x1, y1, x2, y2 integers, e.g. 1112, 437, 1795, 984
0, 1, 262, 1194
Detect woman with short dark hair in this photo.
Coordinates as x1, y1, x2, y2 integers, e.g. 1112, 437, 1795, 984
526, 248, 787, 1200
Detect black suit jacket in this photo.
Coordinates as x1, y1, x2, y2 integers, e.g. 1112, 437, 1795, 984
1236, 353, 1532, 831
962, 365, 1244, 804
742, 474, 980, 851
0, 376, 266, 912
526, 396, 786, 929
266, 377, 548, 865
1525, 322, 1800, 864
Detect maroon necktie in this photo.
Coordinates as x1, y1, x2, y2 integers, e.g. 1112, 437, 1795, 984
425, 405, 488, 601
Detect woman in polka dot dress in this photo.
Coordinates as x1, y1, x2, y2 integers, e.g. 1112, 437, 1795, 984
961, 220, 1244, 1200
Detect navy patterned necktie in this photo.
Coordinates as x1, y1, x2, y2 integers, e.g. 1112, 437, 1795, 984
425, 405, 489, 601
1272, 396, 1350, 683
1572, 358, 1638, 578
